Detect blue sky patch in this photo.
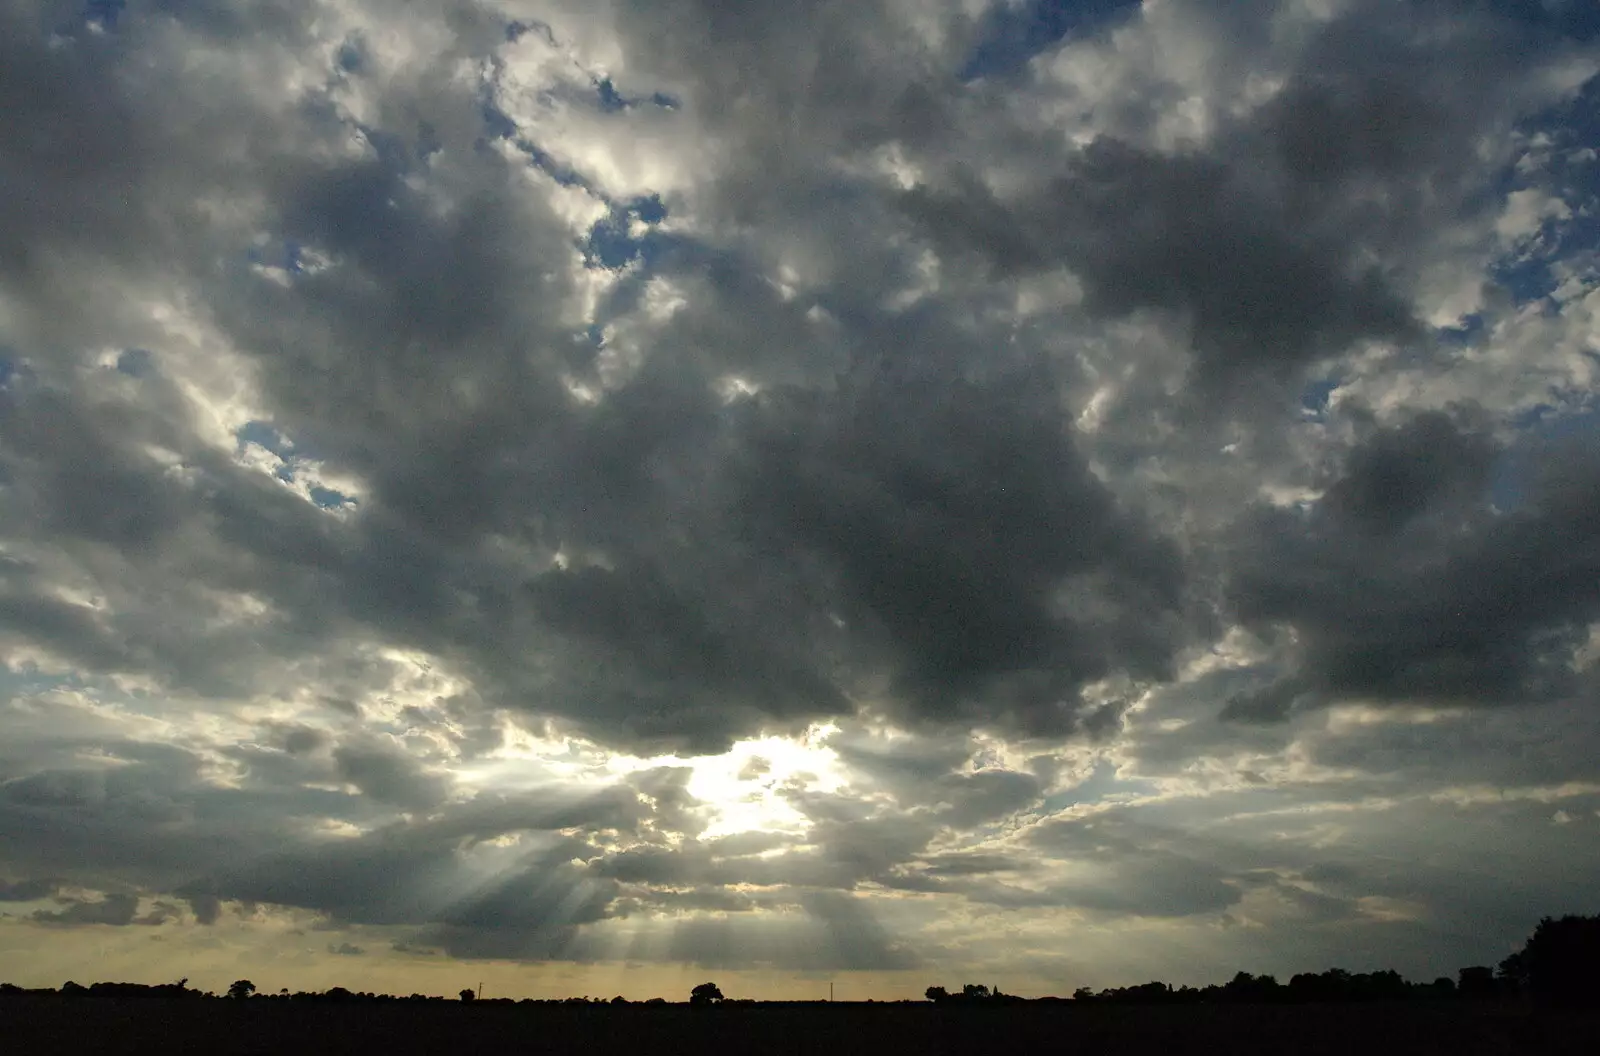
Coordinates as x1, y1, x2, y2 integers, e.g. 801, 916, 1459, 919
961, 0, 1139, 80
583, 196, 669, 271
310, 485, 356, 510
594, 78, 682, 113
115, 348, 154, 377
336, 36, 367, 74
1492, 404, 1600, 513
1298, 376, 1341, 421
1436, 314, 1486, 348
236, 420, 293, 458
83, 0, 125, 31
1489, 0, 1600, 41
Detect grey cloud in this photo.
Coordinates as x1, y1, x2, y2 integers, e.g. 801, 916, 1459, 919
931, 769, 1044, 829
332, 742, 451, 812
187, 831, 612, 932
1228, 409, 1600, 711
1, 0, 1598, 987
187, 894, 222, 926
916, 853, 1033, 878
736, 361, 1193, 736
902, 142, 1418, 387
1023, 815, 1243, 918
0, 877, 56, 902
31, 893, 140, 927
654, 891, 922, 973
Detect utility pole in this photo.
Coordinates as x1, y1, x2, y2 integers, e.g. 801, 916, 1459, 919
477, 982, 483, 1000
829, 981, 834, 1002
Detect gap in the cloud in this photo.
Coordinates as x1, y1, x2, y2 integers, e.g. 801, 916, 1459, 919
309, 485, 356, 510
960, 0, 1141, 81
1492, 403, 1600, 513
236, 421, 294, 459
1436, 314, 1487, 348
1487, 70, 1600, 307
82, 0, 125, 32
335, 35, 366, 75
583, 196, 669, 271
114, 348, 154, 378
1488, 0, 1600, 41
1298, 375, 1342, 422
235, 421, 358, 513
594, 77, 681, 113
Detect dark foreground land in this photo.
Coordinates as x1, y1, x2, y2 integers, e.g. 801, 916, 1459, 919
3, 999, 1599, 1055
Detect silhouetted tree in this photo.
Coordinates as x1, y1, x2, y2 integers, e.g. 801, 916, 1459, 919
961, 983, 990, 1000
459, 988, 476, 1003
227, 980, 255, 1000
1504, 913, 1600, 1009
689, 982, 724, 1006
924, 986, 949, 1003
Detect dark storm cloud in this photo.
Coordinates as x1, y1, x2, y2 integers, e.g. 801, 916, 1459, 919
900, 142, 1418, 386
735, 359, 1192, 735
1227, 409, 1600, 713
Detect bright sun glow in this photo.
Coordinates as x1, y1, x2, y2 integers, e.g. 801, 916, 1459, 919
616, 724, 849, 840
463, 723, 848, 840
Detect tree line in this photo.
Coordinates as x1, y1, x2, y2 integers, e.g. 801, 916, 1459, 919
924, 915, 1600, 1011
3, 915, 1595, 1010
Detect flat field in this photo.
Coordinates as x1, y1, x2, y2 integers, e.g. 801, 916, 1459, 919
3, 998, 1597, 1055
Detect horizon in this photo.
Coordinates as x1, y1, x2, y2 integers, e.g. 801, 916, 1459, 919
4, 0, 1600, 1002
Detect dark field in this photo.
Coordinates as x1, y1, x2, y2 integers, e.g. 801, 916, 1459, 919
4, 999, 1600, 1055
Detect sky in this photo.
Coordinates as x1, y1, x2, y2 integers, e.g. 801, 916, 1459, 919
1, 0, 1599, 1002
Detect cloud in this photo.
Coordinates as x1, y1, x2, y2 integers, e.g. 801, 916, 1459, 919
0, 0, 1598, 992
0, 877, 57, 902
332, 742, 451, 813
1227, 408, 1600, 712
31, 893, 140, 927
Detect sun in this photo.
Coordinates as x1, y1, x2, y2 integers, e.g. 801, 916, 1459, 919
464, 722, 848, 840
666, 725, 848, 839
